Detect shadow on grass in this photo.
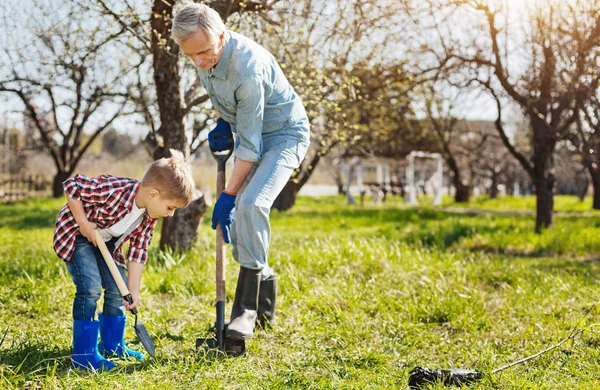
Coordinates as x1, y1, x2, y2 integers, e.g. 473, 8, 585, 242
156, 331, 185, 342
289, 207, 469, 224
0, 340, 71, 379
529, 257, 600, 285
0, 338, 158, 382
0, 208, 58, 230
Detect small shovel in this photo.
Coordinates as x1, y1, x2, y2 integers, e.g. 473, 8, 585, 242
94, 230, 156, 358
196, 134, 245, 357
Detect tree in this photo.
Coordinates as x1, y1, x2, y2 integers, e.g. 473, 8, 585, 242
0, 0, 136, 197
101, 129, 136, 158
572, 89, 600, 208
94, 0, 283, 250
243, 0, 413, 210
418, 84, 475, 202
424, 0, 600, 232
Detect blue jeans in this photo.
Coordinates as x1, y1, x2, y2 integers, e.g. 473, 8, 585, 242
230, 130, 309, 279
66, 235, 128, 320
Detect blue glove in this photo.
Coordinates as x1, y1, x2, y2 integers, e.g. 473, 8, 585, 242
211, 191, 236, 244
208, 119, 234, 152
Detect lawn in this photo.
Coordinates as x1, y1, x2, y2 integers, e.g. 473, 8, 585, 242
0, 195, 599, 389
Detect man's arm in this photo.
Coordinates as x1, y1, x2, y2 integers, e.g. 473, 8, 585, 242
225, 159, 254, 194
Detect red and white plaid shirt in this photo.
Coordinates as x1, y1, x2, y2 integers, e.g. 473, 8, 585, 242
53, 174, 158, 268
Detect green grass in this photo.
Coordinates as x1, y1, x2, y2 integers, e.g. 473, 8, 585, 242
1, 196, 600, 388
439, 194, 600, 214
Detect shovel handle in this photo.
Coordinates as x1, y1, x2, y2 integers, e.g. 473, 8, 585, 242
210, 140, 233, 303
94, 230, 138, 315
211, 144, 232, 349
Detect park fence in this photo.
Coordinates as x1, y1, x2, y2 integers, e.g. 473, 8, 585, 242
0, 174, 51, 202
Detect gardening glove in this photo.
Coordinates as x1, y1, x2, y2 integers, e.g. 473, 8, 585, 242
211, 191, 236, 244
208, 119, 234, 152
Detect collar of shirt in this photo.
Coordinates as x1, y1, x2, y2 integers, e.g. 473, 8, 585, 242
121, 181, 141, 215
210, 30, 233, 80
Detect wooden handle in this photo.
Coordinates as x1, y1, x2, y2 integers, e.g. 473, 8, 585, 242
216, 168, 226, 302
94, 229, 130, 297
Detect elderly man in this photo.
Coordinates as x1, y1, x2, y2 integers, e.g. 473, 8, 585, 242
172, 4, 310, 340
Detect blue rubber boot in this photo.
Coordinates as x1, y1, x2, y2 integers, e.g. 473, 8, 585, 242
72, 320, 117, 371
98, 313, 144, 361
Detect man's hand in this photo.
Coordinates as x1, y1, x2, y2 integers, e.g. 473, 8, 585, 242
211, 191, 237, 244
80, 221, 98, 246
208, 119, 234, 152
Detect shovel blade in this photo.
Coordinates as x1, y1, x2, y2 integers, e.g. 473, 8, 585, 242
196, 336, 246, 357
133, 321, 156, 358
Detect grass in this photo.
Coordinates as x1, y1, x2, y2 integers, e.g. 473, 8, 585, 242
0, 195, 599, 388
438, 194, 600, 214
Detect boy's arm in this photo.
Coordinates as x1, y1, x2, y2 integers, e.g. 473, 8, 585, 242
123, 220, 157, 310
124, 261, 143, 310
67, 195, 98, 246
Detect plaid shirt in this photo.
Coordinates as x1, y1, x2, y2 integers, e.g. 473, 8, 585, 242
53, 174, 158, 267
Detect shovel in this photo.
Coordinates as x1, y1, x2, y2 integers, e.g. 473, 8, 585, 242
94, 229, 156, 358
196, 134, 245, 357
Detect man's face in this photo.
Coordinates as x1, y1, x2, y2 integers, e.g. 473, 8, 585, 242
180, 29, 225, 70
146, 191, 187, 219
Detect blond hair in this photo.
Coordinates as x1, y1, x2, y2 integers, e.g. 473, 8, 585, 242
141, 149, 195, 205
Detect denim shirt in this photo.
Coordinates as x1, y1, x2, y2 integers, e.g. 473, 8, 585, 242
197, 30, 309, 162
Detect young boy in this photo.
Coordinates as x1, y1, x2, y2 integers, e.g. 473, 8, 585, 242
53, 149, 195, 371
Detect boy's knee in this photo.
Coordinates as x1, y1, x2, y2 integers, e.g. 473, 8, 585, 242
77, 287, 102, 302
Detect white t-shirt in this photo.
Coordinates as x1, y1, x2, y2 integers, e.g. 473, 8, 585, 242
99, 201, 146, 241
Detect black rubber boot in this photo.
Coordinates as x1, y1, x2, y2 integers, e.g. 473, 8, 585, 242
226, 266, 261, 340
257, 274, 277, 327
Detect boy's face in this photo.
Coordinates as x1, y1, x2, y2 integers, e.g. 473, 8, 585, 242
145, 190, 187, 219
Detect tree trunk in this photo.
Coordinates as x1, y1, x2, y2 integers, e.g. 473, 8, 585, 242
52, 170, 70, 198
159, 190, 209, 252
454, 181, 470, 203
447, 156, 469, 203
588, 166, 600, 210
151, 0, 196, 250
489, 171, 499, 199
577, 175, 589, 201
272, 180, 302, 211
531, 118, 556, 233
534, 174, 554, 233
336, 175, 345, 195
272, 148, 322, 211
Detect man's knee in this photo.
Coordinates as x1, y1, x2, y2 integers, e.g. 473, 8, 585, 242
237, 195, 269, 219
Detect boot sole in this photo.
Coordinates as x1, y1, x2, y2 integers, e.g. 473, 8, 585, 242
225, 328, 254, 340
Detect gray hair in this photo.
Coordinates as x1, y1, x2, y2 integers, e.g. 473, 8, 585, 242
172, 3, 226, 44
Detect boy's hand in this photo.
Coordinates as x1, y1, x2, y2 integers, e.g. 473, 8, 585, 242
124, 290, 140, 311
126, 262, 143, 311
80, 221, 98, 246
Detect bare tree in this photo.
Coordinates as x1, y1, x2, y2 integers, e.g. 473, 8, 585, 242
571, 89, 600, 208
419, 83, 475, 202
0, 0, 137, 197
237, 0, 413, 210
422, 0, 600, 232
93, 0, 282, 250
